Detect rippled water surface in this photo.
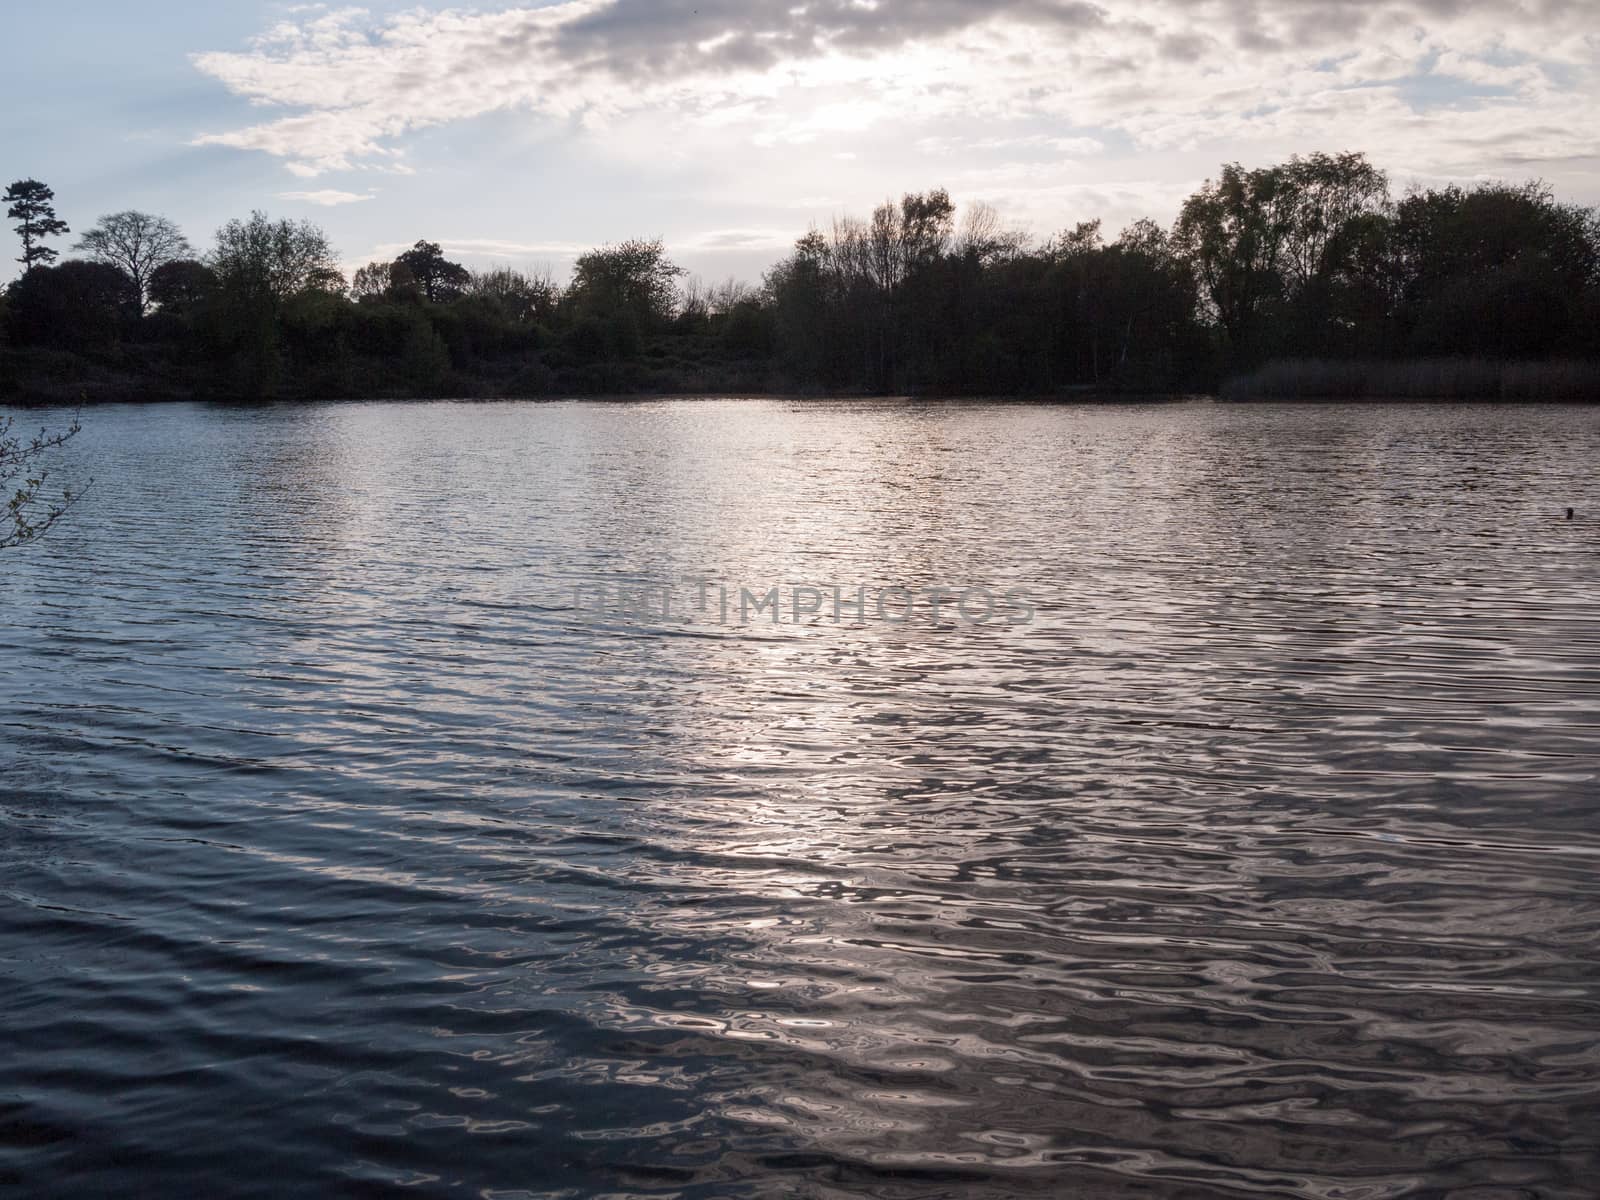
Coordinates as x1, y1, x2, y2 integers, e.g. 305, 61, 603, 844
3, 399, 1599, 1198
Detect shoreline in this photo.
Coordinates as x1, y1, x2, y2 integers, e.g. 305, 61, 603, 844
5, 357, 1599, 408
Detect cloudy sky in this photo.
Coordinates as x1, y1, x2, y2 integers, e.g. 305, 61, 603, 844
3, 0, 1596, 284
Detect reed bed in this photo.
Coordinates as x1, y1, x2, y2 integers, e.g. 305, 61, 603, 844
1222, 358, 1600, 401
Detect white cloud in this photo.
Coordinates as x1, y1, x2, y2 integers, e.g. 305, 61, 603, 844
363, 230, 798, 263
192, 0, 1600, 210
675, 228, 799, 252
920, 133, 1107, 157
277, 188, 374, 206
366, 237, 592, 262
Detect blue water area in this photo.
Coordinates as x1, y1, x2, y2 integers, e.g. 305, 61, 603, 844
3, 399, 1598, 1197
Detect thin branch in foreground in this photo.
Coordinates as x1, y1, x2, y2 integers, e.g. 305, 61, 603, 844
1, 412, 88, 550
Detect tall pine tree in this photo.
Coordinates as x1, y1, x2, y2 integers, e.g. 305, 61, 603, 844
5, 179, 70, 272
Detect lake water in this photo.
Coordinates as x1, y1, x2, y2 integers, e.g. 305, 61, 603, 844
3, 398, 1599, 1198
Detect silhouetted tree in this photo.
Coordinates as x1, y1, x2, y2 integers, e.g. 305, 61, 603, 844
1173, 153, 1390, 365
1391, 181, 1599, 357
764, 230, 834, 384
210, 212, 340, 301
721, 298, 773, 357
1172, 163, 1291, 360
396, 240, 470, 302
677, 275, 714, 328
280, 286, 357, 392
352, 260, 424, 305
954, 201, 1029, 265
351, 261, 392, 302
347, 298, 448, 392
894, 189, 957, 281
1278, 153, 1389, 289
1, 151, 1593, 401
197, 213, 325, 396
6, 261, 137, 349
809, 189, 959, 390
5, 179, 70, 272
567, 238, 684, 332
149, 260, 219, 312
468, 266, 560, 324
1087, 220, 1204, 386
74, 211, 195, 312
385, 262, 423, 304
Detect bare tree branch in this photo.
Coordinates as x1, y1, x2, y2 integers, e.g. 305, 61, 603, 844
75, 211, 195, 313
1, 413, 87, 550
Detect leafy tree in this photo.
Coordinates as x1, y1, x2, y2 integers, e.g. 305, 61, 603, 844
468, 266, 560, 324
1, 413, 83, 550
763, 230, 834, 383
722, 298, 773, 356
195, 283, 282, 398
1391, 181, 1600, 357
0, 150, 1592, 401
5, 179, 70, 272
1100, 220, 1205, 385
1277, 153, 1389, 289
352, 260, 425, 304
876, 189, 955, 388
210, 211, 340, 301
280, 287, 356, 392
1173, 153, 1390, 363
893, 188, 957, 282
6, 261, 137, 350
351, 261, 393, 302
385, 262, 423, 304
1034, 219, 1203, 387
304, 265, 347, 297
199, 213, 333, 397
1172, 163, 1292, 359
339, 291, 474, 393
74, 211, 194, 312
149, 259, 219, 312
1286, 209, 1402, 357
567, 238, 684, 331
395, 240, 470, 302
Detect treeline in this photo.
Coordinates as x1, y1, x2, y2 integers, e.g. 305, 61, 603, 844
2, 152, 1598, 402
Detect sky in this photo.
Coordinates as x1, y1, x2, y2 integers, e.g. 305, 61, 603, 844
2, 0, 1597, 287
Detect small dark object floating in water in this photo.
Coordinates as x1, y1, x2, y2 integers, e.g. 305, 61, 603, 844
1569, 508, 1576, 520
